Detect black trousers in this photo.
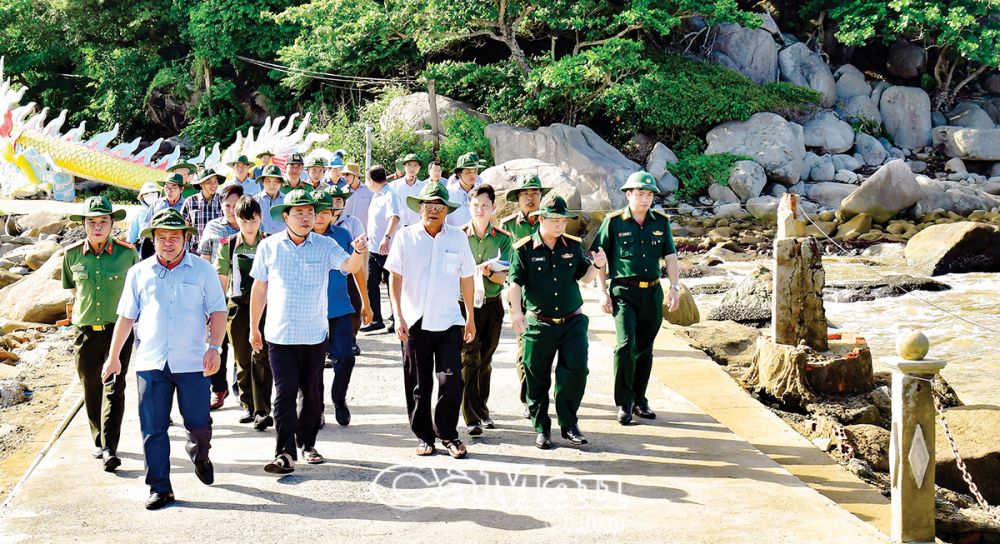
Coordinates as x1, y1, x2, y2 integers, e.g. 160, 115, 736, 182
228, 301, 272, 415
460, 296, 504, 425
269, 342, 326, 460
367, 253, 391, 323
75, 326, 134, 454
209, 334, 230, 394
402, 320, 464, 444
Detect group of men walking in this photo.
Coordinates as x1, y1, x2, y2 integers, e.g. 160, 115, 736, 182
64, 147, 679, 510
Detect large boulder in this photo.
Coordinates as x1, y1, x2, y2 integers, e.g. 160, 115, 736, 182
479, 158, 583, 221
24, 240, 63, 271
946, 102, 996, 130
778, 43, 837, 107
727, 160, 767, 202
912, 177, 1000, 217
932, 126, 1000, 161
645, 142, 680, 194
802, 111, 855, 154
663, 284, 700, 326
16, 211, 67, 237
745, 196, 780, 221
879, 86, 932, 149
904, 222, 1000, 276
839, 160, 921, 223
711, 23, 779, 84
935, 405, 1000, 503
805, 181, 857, 208
705, 112, 806, 186
379, 92, 489, 135
825, 274, 950, 303
854, 132, 888, 166
708, 183, 739, 205
0, 249, 72, 323
673, 320, 762, 367
843, 424, 891, 472
707, 265, 772, 326
886, 39, 926, 79
840, 95, 882, 127
835, 69, 872, 102
485, 123, 640, 210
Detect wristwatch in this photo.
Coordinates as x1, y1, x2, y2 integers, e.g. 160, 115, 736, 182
670, 283, 680, 291
208, 344, 223, 354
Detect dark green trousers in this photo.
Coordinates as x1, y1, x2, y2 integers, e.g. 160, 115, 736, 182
611, 283, 664, 407
74, 326, 133, 454
522, 312, 589, 434
460, 296, 504, 425
515, 334, 528, 406
227, 301, 272, 415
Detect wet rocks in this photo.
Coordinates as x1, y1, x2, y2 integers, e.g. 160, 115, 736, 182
839, 159, 921, 223
825, 275, 951, 303
705, 112, 806, 186
904, 221, 1000, 276
706, 265, 772, 326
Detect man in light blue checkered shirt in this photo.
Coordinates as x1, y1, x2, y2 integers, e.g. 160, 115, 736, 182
248, 189, 366, 474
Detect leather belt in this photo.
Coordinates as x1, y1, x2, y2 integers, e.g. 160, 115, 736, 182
529, 308, 583, 325
82, 324, 110, 332
614, 277, 661, 289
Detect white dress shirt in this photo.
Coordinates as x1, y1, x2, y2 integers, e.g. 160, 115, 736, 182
385, 223, 476, 332
445, 175, 482, 227
366, 183, 401, 246
390, 177, 427, 227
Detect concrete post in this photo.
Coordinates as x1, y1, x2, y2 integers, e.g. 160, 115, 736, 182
884, 355, 946, 543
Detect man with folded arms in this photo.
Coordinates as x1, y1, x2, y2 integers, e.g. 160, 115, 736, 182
387, 182, 476, 459
102, 208, 228, 510
249, 190, 366, 474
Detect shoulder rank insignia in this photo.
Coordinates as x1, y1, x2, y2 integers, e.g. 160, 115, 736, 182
563, 234, 582, 243
513, 236, 532, 249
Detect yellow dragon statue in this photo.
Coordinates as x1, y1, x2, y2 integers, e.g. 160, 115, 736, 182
0, 57, 328, 199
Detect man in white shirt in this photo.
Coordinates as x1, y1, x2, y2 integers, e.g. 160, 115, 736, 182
390, 153, 426, 228
360, 165, 401, 332
445, 152, 486, 227
386, 182, 476, 459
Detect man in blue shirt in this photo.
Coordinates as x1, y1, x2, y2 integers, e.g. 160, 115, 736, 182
102, 208, 228, 510
312, 190, 372, 427
255, 165, 286, 235
249, 190, 367, 474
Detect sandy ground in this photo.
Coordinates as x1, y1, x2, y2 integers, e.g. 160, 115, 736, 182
0, 289, 887, 544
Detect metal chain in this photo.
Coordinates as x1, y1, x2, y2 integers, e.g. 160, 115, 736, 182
932, 389, 1000, 524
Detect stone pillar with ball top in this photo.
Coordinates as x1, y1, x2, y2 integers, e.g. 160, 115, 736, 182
885, 331, 943, 544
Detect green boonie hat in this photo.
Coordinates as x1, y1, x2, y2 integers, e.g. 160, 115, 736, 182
405, 182, 459, 214
256, 150, 274, 159
325, 185, 352, 201
268, 189, 329, 221
167, 160, 197, 173
258, 164, 283, 180
68, 195, 127, 222
139, 208, 198, 239
158, 173, 188, 189
454, 152, 487, 171
400, 153, 422, 166
620, 170, 661, 194
312, 190, 344, 211
504, 174, 552, 202
529, 195, 577, 219
227, 155, 253, 167
341, 163, 362, 178
286, 153, 305, 165
195, 168, 224, 185
307, 157, 327, 168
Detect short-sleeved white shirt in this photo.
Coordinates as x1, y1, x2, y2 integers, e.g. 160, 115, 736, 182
385, 223, 476, 332
366, 183, 401, 247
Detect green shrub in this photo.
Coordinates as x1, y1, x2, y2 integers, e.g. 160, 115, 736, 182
667, 138, 749, 199
437, 110, 493, 175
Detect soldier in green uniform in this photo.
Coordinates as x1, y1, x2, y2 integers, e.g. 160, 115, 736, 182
168, 159, 200, 199
282, 153, 308, 194
499, 174, 552, 417
591, 171, 680, 425
460, 184, 512, 436
508, 196, 606, 449
62, 196, 140, 471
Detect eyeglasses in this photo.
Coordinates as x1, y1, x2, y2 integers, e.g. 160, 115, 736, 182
421, 203, 447, 212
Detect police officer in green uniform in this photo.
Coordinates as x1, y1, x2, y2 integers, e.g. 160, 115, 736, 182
499, 174, 552, 417
508, 196, 606, 449
591, 171, 680, 425
62, 196, 140, 471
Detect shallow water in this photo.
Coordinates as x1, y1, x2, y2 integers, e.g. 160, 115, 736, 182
687, 254, 1000, 407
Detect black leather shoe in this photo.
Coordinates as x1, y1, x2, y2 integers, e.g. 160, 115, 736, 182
194, 459, 214, 485
238, 410, 255, 424
617, 404, 634, 425
535, 432, 552, 450
102, 449, 121, 472
561, 425, 589, 445
334, 401, 351, 427
467, 422, 483, 436
633, 404, 656, 419
352, 343, 361, 356
359, 322, 385, 332
145, 492, 175, 510
324, 355, 336, 369
254, 414, 273, 431
481, 417, 495, 429
91, 447, 104, 459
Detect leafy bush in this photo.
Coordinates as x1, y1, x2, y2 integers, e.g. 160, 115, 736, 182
667, 138, 749, 199
437, 110, 493, 175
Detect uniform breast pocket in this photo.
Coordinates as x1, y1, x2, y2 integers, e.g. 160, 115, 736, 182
71, 264, 89, 282
179, 283, 203, 310
618, 238, 635, 257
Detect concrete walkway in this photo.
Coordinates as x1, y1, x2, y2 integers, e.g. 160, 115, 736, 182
0, 290, 888, 543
